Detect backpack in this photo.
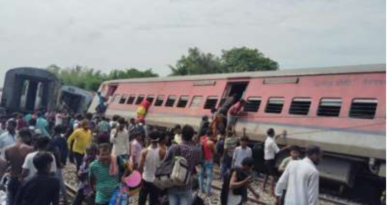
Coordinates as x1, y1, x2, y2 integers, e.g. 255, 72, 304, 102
153, 146, 190, 190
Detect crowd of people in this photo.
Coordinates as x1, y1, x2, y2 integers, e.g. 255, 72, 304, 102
0, 101, 322, 205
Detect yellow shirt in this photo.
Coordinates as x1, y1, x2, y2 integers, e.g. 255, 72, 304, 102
67, 128, 93, 154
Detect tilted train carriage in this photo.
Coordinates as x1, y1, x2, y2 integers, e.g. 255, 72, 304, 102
2, 67, 93, 114
89, 64, 386, 195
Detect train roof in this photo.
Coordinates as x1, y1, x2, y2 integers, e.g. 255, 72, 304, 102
104, 64, 386, 84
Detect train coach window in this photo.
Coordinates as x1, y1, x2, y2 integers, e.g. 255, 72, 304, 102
190, 96, 203, 108
289, 98, 312, 115
126, 95, 136, 104
155, 95, 165, 106
119, 95, 128, 104
349, 99, 377, 119
165, 96, 176, 107
147, 95, 155, 104
112, 95, 121, 104
317, 98, 342, 117
135, 95, 145, 105
265, 97, 284, 114
204, 96, 219, 109
244, 97, 262, 112
177, 96, 189, 108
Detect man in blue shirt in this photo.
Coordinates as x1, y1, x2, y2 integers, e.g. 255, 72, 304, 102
36, 112, 50, 137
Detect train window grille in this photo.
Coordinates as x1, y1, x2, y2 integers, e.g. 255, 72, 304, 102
190, 96, 203, 108
244, 97, 262, 112
289, 98, 312, 115
265, 97, 284, 114
126, 95, 136, 104
177, 96, 189, 108
119, 95, 128, 104
165, 96, 176, 107
317, 98, 342, 117
112, 95, 121, 104
204, 96, 219, 109
349, 99, 377, 119
155, 95, 165, 107
135, 95, 145, 105
147, 95, 155, 104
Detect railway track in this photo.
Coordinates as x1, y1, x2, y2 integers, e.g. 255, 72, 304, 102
63, 174, 353, 205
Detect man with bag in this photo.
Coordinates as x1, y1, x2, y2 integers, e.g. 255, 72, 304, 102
160, 125, 201, 205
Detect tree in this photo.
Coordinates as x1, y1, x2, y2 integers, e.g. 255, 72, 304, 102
169, 48, 222, 76
169, 47, 279, 76
221, 47, 279, 72
47, 65, 158, 91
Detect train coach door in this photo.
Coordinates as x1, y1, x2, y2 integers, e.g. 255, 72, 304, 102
220, 80, 249, 107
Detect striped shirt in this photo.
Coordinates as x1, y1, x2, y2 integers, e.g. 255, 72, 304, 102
89, 159, 125, 204
97, 121, 110, 133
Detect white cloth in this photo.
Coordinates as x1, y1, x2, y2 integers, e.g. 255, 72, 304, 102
110, 129, 130, 156
275, 157, 320, 205
55, 113, 63, 126
22, 151, 57, 179
232, 146, 252, 168
173, 134, 182, 144
142, 146, 162, 182
73, 120, 80, 130
264, 136, 280, 160
227, 190, 242, 205
0, 131, 16, 155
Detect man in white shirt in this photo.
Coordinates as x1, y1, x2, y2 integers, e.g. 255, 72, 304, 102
232, 136, 252, 168
110, 118, 130, 159
21, 137, 57, 180
275, 145, 321, 205
263, 128, 288, 195
0, 120, 17, 155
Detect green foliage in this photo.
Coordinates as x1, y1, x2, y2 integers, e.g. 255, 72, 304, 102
221, 47, 279, 72
47, 65, 158, 91
169, 47, 278, 76
169, 48, 222, 76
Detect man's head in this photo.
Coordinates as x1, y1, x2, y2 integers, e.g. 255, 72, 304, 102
130, 118, 135, 124
85, 113, 93, 120
202, 116, 209, 122
29, 118, 37, 126
86, 144, 98, 160
240, 136, 249, 148
112, 115, 120, 122
118, 118, 126, 130
98, 143, 111, 164
33, 152, 53, 174
289, 145, 300, 160
181, 125, 195, 142
206, 129, 213, 138
7, 120, 16, 133
36, 136, 50, 151
306, 145, 322, 165
174, 124, 181, 134
53, 125, 64, 135
18, 128, 32, 145
267, 128, 275, 138
149, 130, 161, 144
76, 114, 84, 121
80, 120, 89, 130
241, 157, 254, 172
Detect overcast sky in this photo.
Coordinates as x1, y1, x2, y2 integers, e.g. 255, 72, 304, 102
0, 0, 385, 85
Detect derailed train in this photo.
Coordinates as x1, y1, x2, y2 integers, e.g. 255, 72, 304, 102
1, 67, 93, 114
89, 64, 386, 198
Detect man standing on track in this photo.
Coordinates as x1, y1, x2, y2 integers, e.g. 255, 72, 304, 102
110, 118, 130, 160
275, 145, 321, 205
199, 129, 215, 196
138, 130, 166, 205
263, 128, 288, 196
